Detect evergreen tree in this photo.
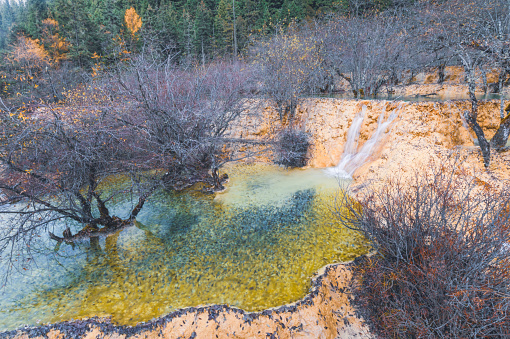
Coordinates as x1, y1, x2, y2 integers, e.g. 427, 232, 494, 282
24, 0, 49, 38
280, 0, 306, 23
0, 0, 401, 64
150, 0, 180, 52
90, 0, 124, 36
51, 0, 102, 67
194, 0, 213, 62
214, 0, 233, 55
178, 8, 194, 59
0, 0, 16, 47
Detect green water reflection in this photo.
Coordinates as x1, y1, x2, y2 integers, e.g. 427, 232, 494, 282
0, 164, 368, 330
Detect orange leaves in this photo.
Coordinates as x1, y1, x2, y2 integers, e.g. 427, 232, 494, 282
7, 35, 49, 69
41, 18, 69, 64
125, 7, 143, 36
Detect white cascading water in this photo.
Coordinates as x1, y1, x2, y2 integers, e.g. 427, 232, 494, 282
327, 104, 400, 179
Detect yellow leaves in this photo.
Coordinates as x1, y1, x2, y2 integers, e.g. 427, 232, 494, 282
91, 63, 101, 77
41, 19, 69, 64
125, 7, 143, 36
42, 18, 59, 29
7, 35, 49, 68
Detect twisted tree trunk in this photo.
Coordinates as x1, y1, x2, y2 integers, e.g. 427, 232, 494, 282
490, 113, 510, 149
463, 61, 491, 168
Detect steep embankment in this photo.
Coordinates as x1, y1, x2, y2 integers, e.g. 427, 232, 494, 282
238, 98, 510, 193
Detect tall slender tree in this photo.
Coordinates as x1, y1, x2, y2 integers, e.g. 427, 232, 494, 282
51, 0, 102, 67
215, 0, 234, 55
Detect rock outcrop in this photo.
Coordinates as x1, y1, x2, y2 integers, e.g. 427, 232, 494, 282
237, 98, 510, 193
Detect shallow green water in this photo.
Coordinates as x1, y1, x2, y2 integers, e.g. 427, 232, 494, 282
0, 164, 367, 330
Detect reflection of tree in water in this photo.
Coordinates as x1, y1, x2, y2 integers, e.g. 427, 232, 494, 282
9, 187, 322, 327
138, 189, 205, 241
20, 223, 175, 325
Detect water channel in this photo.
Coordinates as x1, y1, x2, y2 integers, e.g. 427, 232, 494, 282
0, 164, 368, 331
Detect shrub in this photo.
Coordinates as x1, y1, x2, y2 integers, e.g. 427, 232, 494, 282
336, 158, 510, 338
252, 26, 328, 121
275, 128, 310, 168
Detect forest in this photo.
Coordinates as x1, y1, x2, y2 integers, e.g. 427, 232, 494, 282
0, 0, 398, 63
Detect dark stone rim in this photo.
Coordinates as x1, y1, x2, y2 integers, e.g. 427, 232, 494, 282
0, 260, 359, 339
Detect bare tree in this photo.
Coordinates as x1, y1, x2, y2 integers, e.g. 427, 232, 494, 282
107, 56, 257, 191
419, 0, 510, 166
337, 156, 510, 337
0, 88, 156, 279
0, 49, 262, 283
322, 12, 411, 98
252, 25, 328, 121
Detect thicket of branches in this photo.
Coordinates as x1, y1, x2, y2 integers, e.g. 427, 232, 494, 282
0, 50, 259, 282
252, 0, 510, 165
275, 128, 310, 167
336, 158, 510, 337
105, 55, 257, 190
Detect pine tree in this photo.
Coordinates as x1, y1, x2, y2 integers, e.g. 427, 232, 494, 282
24, 0, 49, 38
179, 7, 194, 60
194, 0, 213, 62
51, 0, 101, 67
236, 0, 265, 50
90, 0, 124, 37
151, 0, 180, 52
280, 0, 305, 24
214, 0, 233, 55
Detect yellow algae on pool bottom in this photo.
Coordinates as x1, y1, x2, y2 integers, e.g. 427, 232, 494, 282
4, 262, 373, 339
1, 164, 368, 330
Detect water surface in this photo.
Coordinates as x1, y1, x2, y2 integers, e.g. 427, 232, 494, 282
0, 164, 367, 330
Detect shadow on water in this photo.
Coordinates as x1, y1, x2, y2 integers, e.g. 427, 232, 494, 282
0, 164, 368, 330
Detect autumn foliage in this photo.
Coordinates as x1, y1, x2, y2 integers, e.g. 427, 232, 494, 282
124, 7, 142, 36
40, 18, 69, 63
7, 35, 49, 71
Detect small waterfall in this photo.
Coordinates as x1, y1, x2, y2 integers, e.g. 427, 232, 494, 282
327, 104, 400, 179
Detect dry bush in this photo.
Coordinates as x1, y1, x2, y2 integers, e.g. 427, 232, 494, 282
337, 159, 510, 337
251, 26, 328, 121
275, 128, 310, 168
